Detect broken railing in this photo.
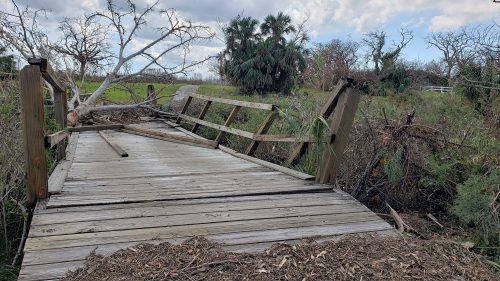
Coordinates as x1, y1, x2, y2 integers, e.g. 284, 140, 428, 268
175, 78, 360, 184
19, 56, 360, 203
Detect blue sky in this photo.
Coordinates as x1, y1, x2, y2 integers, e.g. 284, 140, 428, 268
2, 0, 499, 77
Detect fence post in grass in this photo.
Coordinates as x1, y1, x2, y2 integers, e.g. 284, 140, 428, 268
20, 65, 48, 203
245, 107, 279, 156
147, 85, 156, 106
214, 105, 241, 144
316, 86, 360, 184
53, 89, 68, 160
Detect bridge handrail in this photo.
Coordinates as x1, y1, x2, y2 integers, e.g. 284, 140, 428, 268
176, 78, 360, 183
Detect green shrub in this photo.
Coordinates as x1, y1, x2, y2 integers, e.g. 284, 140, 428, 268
450, 170, 499, 260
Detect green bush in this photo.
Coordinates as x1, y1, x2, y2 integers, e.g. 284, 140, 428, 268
450, 170, 499, 261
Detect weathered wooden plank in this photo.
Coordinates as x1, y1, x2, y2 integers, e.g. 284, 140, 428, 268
20, 65, 48, 203
246, 108, 279, 155
122, 125, 217, 148
180, 114, 254, 139
30, 207, 374, 237
98, 130, 128, 157
19, 260, 82, 281
48, 132, 79, 194
36, 192, 353, 214
46, 186, 330, 208
33, 196, 359, 225
68, 124, 124, 132
189, 93, 275, 110
24, 213, 388, 251
58, 179, 319, 196
44, 131, 68, 148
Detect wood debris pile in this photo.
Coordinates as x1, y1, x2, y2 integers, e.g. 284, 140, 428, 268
63, 235, 497, 281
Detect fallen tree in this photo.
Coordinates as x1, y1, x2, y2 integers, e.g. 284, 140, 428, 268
0, 0, 214, 126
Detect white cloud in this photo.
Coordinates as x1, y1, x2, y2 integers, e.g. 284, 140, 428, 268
332, 0, 500, 32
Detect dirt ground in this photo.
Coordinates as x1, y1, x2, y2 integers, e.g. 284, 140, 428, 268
63, 232, 497, 281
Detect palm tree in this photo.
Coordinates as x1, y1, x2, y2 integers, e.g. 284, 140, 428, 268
260, 12, 296, 45
222, 13, 307, 95
225, 16, 259, 54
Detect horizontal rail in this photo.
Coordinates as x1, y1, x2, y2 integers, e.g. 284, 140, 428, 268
189, 94, 276, 111
180, 114, 255, 139
253, 134, 324, 143
44, 131, 69, 148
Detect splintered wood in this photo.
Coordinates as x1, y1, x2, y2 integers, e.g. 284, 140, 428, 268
18, 121, 395, 281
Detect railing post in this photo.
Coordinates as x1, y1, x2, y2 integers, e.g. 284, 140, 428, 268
214, 105, 241, 144
20, 65, 48, 203
176, 96, 193, 124
245, 107, 279, 156
316, 87, 360, 184
192, 100, 212, 133
53, 89, 68, 161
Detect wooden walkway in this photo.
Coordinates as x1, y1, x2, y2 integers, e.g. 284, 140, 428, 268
19, 121, 395, 280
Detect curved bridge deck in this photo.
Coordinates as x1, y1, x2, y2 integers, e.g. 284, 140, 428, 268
19, 121, 394, 280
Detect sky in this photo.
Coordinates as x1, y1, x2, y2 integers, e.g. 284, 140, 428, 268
1, 0, 499, 78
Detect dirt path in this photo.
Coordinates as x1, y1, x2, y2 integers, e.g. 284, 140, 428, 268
169, 85, 199, 111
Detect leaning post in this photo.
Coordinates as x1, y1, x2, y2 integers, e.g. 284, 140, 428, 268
20, 65, 48, 203
316, 86, 360, 184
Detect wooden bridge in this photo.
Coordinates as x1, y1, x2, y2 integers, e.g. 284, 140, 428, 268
17, 60, 395, 280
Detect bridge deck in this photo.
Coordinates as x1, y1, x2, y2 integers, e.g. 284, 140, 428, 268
19, 121, 394, 280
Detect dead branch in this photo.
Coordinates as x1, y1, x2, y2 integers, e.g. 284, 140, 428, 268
426, 213, 444, 228
386, 202, 406, 232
